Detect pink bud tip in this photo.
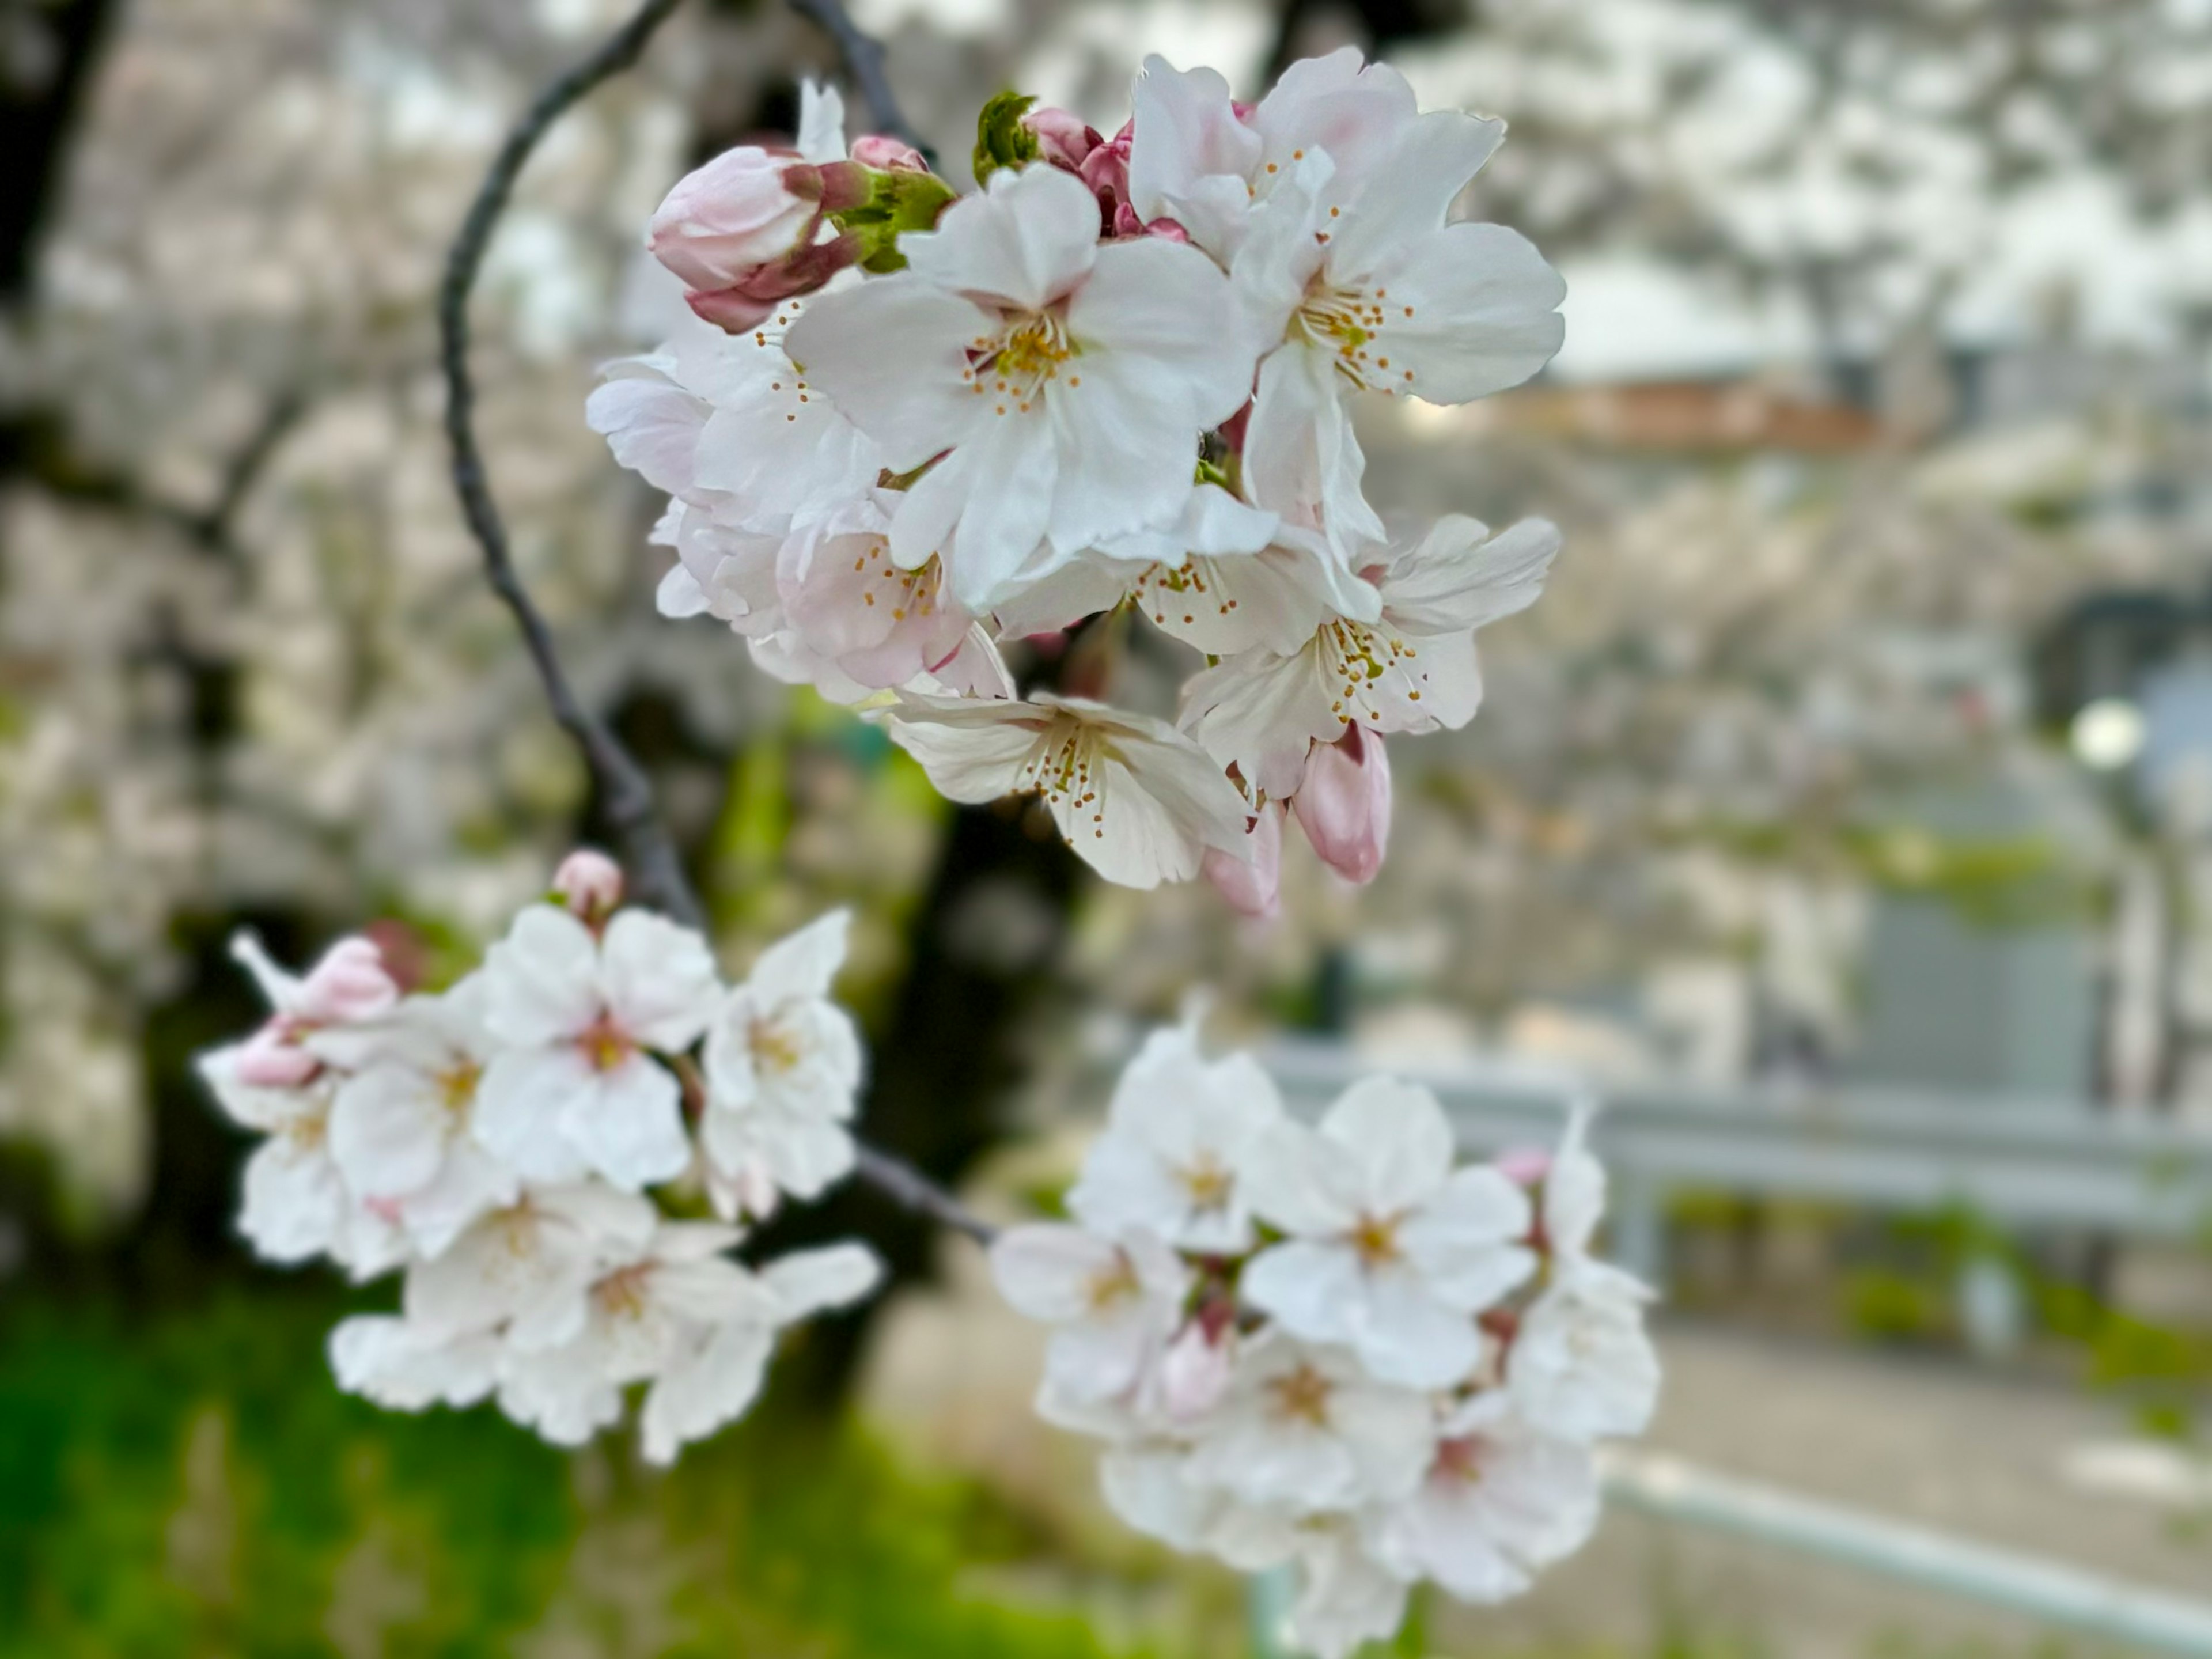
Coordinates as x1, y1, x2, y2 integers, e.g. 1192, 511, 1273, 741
1158, 1320, 1236, 1422
1291, 723, 1393, 885
234, 1027, 320, 1089
1203, 803, 1282, 919
1493, 1146, 1554, 1187
296, 937, 399, 1025
553, 849, 625, 922
1020, 107, 1098, 172
646, 145, 819, 291
851, 134, 929, 172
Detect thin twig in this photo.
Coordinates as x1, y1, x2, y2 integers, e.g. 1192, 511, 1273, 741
784, 0, 930, 156
854, 1144, 999, 1244
438, 0, 699, 929
439, 0, 994, 1247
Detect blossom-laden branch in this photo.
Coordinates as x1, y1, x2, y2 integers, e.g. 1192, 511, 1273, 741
436, 0, 991, 1244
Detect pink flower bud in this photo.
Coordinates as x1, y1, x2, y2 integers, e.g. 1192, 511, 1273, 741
1142, 217, 1189, 243
1203, 802, 1282, 918
1292, 724, 1392, 884
647, 146, 819, 291
1021, 107, 1099, 171
851, 134, 929, 172
683, 229, 862, 335
294, 937, 399, 1025
552, 848, 624, 922
1493, 1146, 1554, 1187
1079, 121, 1132, 211
1158, 1320, 1235, 1422
234, 1026, 320, 1089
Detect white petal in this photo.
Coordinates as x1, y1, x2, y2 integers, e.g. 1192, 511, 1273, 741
559, 1056, 691, 1190
1241, 1118, 1362, 1236
1321, 1077, 1453, 1213
1353, 1270, 1483, 1389
902, 163, 1101, 313
1382, 515, 1560, 636
1242, 1238, 1363, 1346
783, 276, 994, 469
1070, 234, 1255, 427
482, 906, 602, 1046
600, 910, 722, 1050
1374, 222, 1565, 405
328, 1065, 448, 1198
474, 1047, 596, 1184
989, 1222, 1122, 1321
748, 908, 849, 1005
761, 1240, 882, 1321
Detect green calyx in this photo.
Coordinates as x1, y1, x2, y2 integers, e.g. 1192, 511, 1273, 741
972, 90, 1040, 186
825, 165, 958, 274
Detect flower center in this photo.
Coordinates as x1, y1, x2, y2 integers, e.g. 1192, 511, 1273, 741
751, 301, 822, 429
1349, 1211, 1403, 1267
1267, 1362, 1335, 1427
1134, 558, 1243, 630
1317, 618, 1423, 726
437, 1059, 483, 1120
282, 1110, 328, 1152
1014, 715, 1108, 843
1086, 1251, 1141, 1311
1295, 278, 1416, 395
1176, 1152, 1234, 1213
849, 538, 945, 624
575, 1014, 635, 1075
1434, 1435, 1487, 1483
965, 309, 1078, 416
594, 1264, 652, 1321
751, 1014, 805, 1075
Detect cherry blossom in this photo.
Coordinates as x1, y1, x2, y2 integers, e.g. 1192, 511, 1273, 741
1241, 1076, 1535, 1388
475, 903, 721, 1190
990, 1222, 1191, 1419
785, 162, 1255, 611
700, 908, 863, 1217
873, 691, 1255, 888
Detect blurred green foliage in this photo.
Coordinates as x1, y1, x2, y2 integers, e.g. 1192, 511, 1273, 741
0, 1287, 1169, 1658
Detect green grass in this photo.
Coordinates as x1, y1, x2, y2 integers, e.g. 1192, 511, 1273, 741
0, 1286, 1166, 1658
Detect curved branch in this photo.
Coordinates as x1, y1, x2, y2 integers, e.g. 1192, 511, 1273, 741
785, 0, 931, 156
438, 0, 994, 1248
438, 0, 698, 929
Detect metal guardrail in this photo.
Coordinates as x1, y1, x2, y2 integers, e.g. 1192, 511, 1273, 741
1265, 1040, 2212, 1283
1602, 1449, 2212, 1659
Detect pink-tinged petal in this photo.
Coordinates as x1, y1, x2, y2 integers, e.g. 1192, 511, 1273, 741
1070, 235, 1256, 427
1372, 222, 1565, 406
1204, 801, 1282, 918
1292, 722, 1393, 883
1127, 57, 1261, 260
600, 910, 721, 1051
1321, 1075, 1453, 1212
990, 554, 1140, 638
901, 164, 1101, 312
1180, 644, 1340, 804
482, 905, 603, 1047
1251, 47, 1419, 191
1244, 345, 1387, 558
551, 849, 624, 921
647, 146, 818, 290
783, 275, 993, 469
560, 1056, 691, 1190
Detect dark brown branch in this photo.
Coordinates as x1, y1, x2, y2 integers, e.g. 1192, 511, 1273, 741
438, 0, 994, 1247
784, 0, 930, 157
438, 0, 698, 928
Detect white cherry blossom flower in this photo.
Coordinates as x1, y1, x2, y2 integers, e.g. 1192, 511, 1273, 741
1183, 1333, 1434, 1514
1509, 1109, 1662, 1440
640, 1241, 881, 1463
328, 1315, 503, 1412
873, 691, 1255, 889
1067, 1018, 1283, 1254
785, 163, 1256, 612
1365, 1392, 1600, 1604
199, 1046, 359, 1267
1285, 1522, 1414, 1659
1182, 515, 1560, 799
700, 909, 863, 1217
475, 904, 722, 1190
319, 975, 517, 1260
991, 1221, 1191, 1419
1241, 1077, 1535, 1389
402, 1181, 658, 1353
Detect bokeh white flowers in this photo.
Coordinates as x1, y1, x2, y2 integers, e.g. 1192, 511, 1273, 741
198, 850, 880, 1464
992, 1021, 1659, 1659
595, 52, 1566, 903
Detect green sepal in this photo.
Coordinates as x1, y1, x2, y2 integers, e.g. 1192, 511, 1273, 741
972, 90, 1040, 186
828, 166, 958, 274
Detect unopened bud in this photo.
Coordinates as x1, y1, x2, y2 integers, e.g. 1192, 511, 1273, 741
1203, 802, 1282, 919
552, 848, 624, 923
295, 937, 399, 1025
1157, 1320, 1235, 1422
234, 1026, 320, 1089
647, 146, 819, 291
1020, 107, 1099, 171
1493, 1146, 1554, 1187
1291, 723, 1392, 885
851, 134, 929, 172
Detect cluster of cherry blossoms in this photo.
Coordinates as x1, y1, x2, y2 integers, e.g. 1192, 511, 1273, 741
195, 850, 879, 1463
991, 1023, 1658, 1658
593, 51, 1565, 908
